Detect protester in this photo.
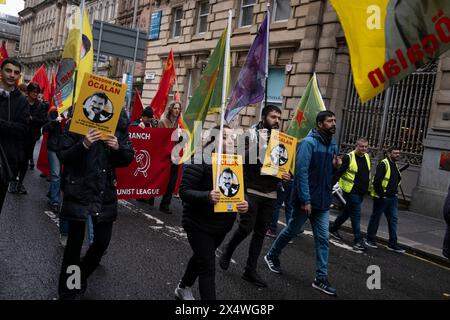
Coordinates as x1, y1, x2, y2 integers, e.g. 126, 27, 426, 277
157, 100, 182, 214
329, 137, 371, 251
264, 110, 340, 297
10, 82, 47, 195
0, 59, 29, 214
175, 125, 249, 300
57, 110, 134, 299
443, 184, 450, 261
219, 105, 290, 288
365, 146, 405, 253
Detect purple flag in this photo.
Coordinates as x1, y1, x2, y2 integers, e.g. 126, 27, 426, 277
225, 16, 268, 123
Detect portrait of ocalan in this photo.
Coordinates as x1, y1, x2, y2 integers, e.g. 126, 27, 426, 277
82, 92, 114, 124
219, 168, 240, 198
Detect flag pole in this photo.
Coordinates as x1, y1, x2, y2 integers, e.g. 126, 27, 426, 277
215, 10, 232, 191
260, 2, 270, 121
70, 0, 85, 113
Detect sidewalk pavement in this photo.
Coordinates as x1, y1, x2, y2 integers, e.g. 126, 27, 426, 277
329, 196, 449, 266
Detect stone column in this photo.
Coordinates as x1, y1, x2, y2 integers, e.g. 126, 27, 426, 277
53, 5, 61, 47
410, 51, 450, 218
57, 4, 66, 47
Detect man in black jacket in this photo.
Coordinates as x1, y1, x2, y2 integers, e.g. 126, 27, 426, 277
57, 111, 134, 299
219, 105, 290, 288
11, 82, 48, 195
365, 146, 405, 253
0, 59, 29, 214
443, 184, 450, 261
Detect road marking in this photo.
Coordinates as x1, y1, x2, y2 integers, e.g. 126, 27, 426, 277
277, 220, 361, 253
402, 251, 450, 272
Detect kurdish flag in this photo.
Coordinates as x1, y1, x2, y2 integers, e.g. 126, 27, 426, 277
287, 74, 326, 141
54, 2, 93, 113
180, 28, 229, 162
331, 0, 450, 103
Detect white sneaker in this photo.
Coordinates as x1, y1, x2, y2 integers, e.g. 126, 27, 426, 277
59, 235, 67, 248
174, 284, 195, 300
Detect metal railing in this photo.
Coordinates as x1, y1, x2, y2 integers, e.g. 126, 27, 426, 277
339, 63, 437, 165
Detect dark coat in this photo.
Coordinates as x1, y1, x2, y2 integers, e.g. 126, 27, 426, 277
180, 163, 238, 235
58, 112, 134, 223
27, 100, 48, 142
444, 184, 450, 225
0, 88, 30, 176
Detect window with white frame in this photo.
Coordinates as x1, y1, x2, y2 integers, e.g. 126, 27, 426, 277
197, 1, 209, 34
172, 7, 183, 38
239, 0, 256, 27
272, 0, 290, 22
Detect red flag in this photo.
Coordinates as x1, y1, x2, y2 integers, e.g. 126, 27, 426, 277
116, 127, 177, 199
49, 73, 57, 108
151, 49, 176, 119
30, 65, 51, 103
36, 133, 50, 177
131, 88, 144, 122
0, 41, 8, 66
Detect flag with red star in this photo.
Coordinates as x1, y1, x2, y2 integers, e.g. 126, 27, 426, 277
287, 73, 326, 141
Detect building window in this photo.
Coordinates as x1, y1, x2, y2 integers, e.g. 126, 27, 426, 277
197, 1, 209, 34
172, 7, 183, 38
15, 42, 19, 52
239, 0, 256, 27
272, 0, 290, 22
267, 68, 285, 108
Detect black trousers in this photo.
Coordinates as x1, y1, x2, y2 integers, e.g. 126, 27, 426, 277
0, 183, 7, 215
58, 217, 113, 296
182, 230, 227, 300
160, 164, 179, 209
444, 225, 450, 261
223, 193, 276, 272
18, 139, 37, 185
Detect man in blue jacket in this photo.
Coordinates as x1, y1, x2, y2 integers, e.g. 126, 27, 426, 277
264, 110, 340, 296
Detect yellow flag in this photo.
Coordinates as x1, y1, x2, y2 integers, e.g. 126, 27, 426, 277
54, 7, 93, 114
0, 1, 6, 4
331, 0, 450, 102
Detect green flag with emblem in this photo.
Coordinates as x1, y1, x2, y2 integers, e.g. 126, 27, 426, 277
287, 73, 326, 173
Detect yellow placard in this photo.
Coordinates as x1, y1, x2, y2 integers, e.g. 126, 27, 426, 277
69, 73, 127, 137
212, 153, 245, 213
261, 131, 296, 179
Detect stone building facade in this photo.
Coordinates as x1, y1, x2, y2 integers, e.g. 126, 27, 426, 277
142, 0, 450, 218
0, 13, 21, 59
18, 0, 118, 80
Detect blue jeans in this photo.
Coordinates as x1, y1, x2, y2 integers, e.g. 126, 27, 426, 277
47, 151, 61, 206
367, 196, 398, 246
59, 216, 94, 245
331, 192, 363, 244
267, 206, 330, 280
270, 181, 294, 233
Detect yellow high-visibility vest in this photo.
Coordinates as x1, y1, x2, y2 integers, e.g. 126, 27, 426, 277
339, 150, 371, 193
370, 158, 401, 198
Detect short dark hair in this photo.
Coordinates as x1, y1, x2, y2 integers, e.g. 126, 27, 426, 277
387, 146, 401, 153
356, 137, 368, 144
316, 110, 335, 125
261, 105, 281, 118
1, 58, 22, 71
27, 82, 41, 94
222, 168, 233, 176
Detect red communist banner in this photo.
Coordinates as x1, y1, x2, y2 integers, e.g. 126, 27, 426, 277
116, 127, 177, 199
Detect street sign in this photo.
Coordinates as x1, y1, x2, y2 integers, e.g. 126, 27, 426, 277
92, 20, 147, 62
126, 73, 133, 99
149, 11, 162, 41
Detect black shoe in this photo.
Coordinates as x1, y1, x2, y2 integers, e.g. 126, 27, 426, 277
8, 182, 17, 194
51, 204, 60, 214
264, 255, 282, 274
17, 184, 27, 195
329, 229, 343, 241
29, 164, 34, 170
352, 242, 367, 252
387, 244, 405, 254
40, 173, 47, 178
219, 250, 232, 271
312, 278, 337, 296
242, 270, 268, 288
159, 206, 172, 214
364, 239, 378, 249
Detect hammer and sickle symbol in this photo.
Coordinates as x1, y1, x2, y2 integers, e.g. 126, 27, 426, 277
134, 150, 151, 178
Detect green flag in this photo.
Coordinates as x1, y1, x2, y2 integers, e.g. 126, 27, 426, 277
181, 28, 229, 162
287, 74, 326, 173
287, 73, 326, 140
